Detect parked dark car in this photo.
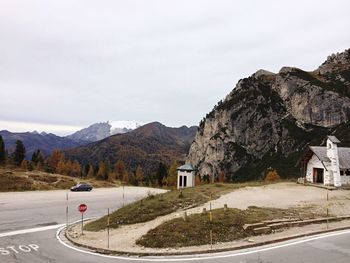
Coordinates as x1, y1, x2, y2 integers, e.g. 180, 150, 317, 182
70, 183, 93, 192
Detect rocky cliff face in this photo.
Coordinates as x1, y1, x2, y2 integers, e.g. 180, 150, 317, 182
187, 49, 350, 181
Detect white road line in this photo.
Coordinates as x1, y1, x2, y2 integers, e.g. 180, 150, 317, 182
56, 225, 350, 262
0, 224, 64, 238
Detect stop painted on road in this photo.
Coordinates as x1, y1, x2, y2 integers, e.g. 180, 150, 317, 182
0, 244, 39, 256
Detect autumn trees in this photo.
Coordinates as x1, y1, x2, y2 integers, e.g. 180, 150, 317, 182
0, 136, 186, 187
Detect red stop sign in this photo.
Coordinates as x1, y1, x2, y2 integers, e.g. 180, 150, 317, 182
78, 204, 87, 213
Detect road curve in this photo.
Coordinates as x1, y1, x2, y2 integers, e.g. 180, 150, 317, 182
1, 188, 350, 263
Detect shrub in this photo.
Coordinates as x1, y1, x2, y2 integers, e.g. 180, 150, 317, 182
264, 168, 280, 182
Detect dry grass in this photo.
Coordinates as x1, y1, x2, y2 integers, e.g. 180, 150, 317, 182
136, 206, 323, 248
0, 168, 118, 192
84, 181, 268, 232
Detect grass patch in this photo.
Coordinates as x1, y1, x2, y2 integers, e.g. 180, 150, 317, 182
0, 168, 118, 192
136, 206, 322, 248
0, 171, 34, 191
84, 182, 267, 231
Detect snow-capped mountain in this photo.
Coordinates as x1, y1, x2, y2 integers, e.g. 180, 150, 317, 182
67, 121, 142, 142
110, 121, 142, 135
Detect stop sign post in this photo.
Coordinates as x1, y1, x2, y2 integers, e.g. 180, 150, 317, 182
79, 204, 87, 235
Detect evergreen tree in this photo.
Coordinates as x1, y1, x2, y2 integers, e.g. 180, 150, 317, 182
28, 161, 34, 171
13, 140, 26, 166
0, 135, 5, 164
156, 162, 167, 186
37, 151, 45, 166
31, 150, 38, 164
105, 160, 111, 180
31, 149, 45, 168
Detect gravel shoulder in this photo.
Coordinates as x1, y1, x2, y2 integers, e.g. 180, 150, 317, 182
67, 182, 350, 254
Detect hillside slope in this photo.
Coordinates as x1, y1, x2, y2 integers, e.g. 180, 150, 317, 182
65, 122, 197, 176
187, 48, 350, 181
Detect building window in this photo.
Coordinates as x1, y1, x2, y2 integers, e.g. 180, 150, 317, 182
346, 170, 350, 176
179, 176, 183, 187
340, 170, 344, 176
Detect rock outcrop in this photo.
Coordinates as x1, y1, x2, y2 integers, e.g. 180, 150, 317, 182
187, 49, 350, 181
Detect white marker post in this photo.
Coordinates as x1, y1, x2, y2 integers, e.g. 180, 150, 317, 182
66, 192, 69, 229
122, 182, 125, 207
107, 208, 110, 249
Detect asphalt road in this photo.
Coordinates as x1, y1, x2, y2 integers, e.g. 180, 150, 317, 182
1, 187, 350, 263
0, 186, 164, 233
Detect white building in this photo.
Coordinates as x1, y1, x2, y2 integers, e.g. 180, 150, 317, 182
302, 136, 350, 187
177, 164, 196, 189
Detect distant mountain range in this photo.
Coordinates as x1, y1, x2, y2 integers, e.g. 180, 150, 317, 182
64, 122, 197, 176
0, 130, 82, 158
0, 121, 197, 168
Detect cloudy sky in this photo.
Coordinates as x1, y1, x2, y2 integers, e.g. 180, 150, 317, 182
0, 0, 349, 135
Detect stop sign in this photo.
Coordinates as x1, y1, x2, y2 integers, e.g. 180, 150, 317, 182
78, 204, 87, 213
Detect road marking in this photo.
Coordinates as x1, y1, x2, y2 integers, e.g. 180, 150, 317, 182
0, 224, 64, 238
0, 244, 39, 256
56, 225, 350, 261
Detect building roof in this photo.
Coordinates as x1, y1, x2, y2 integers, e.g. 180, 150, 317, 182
309, 146, 331, 162
327, 135, 340, 143
177, 164, 195, 171
309, 146, 350, 169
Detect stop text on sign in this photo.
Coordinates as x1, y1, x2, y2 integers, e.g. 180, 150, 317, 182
79, 203, 87, 213
0, 244, 39, 256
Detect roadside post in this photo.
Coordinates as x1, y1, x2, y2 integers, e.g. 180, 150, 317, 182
326, 188, 329, 229
209, 210, 213, 250
209, 192, 213, 249
209, 192, 212, 211
66, 191, 69, 229
123, 182, 125, 207
107, 208, 110, 249
79, 204, 87, 235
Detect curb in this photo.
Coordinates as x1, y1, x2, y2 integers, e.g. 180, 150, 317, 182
63, 220, 350, 257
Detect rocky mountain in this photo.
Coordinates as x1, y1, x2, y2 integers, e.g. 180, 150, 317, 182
65, 122, 197, 176
67, 121, 142, 142
0, 130, 83, 159
187, 48, 350, 182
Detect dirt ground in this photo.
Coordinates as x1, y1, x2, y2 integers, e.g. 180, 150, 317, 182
67, 182, 350, 253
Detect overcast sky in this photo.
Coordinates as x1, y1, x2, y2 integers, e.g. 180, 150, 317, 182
0, 0, 349, 135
